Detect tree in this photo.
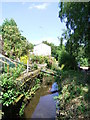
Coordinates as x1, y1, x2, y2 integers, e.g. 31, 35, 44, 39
2, 18, 33, 59
2, 19, 21, 58
59, 2, 90, 66
57, 36, 63, 48
0, 26, 2, 35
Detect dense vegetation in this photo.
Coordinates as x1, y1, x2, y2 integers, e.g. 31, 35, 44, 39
0, 65, 24, 107
55, 69, 90, 119
0, 65, 43, 118
53, 2, 90, 119
59, 2, 89, 67
0, 2, 89, 119
1, 19, 33, 59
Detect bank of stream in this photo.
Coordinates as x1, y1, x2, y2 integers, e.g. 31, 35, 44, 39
24, 75, 59, 119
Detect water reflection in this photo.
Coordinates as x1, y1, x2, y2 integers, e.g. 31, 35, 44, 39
24, 81, 59, 119
50, 82, 58, 93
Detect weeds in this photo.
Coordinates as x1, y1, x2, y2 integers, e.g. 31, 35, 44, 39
56, 70, 90, 119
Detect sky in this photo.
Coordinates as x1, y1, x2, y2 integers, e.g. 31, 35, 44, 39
1, 1, 66, 45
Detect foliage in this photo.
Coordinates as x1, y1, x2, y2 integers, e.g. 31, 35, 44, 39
38, 56, 44, 64
46, 59, 52, 69
60, 64, 65, 70
79, 57, 88, 67
31, 84, 40, 93
3, 64, 9, 73
38, 72, 44, 80
19, 76, 42, 117
20, 55, 28, 64
30, 55, 58, 70
19, 102, 25, 116
51, 63, 58, 71
31, 55, 44, 64
1, 18, 33, 59
0, 65, 24, 107
77, 102, 86, 114
1, 75, 17, 107
75, 45, 88, 67
1, 64, 43, 117
44, 56, 58, 69
33, 63, 38, 70
59, 2, 90, 66
35, 78, 40, 84
56, 70, 90, 119
58, 50, 77, 70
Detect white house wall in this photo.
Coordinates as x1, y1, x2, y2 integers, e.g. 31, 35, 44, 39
33, 43, 51, 56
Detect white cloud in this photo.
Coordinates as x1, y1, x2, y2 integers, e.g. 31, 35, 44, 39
29, 3, 49, 10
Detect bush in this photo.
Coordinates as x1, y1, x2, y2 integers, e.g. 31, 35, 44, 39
79, 57, 88, 67
33, 63, 38, 69
46, 60, 52, 69
1, 74, 18, 107
31, 55, 44, 64
0, 65, 24, 107
20, 55, 28, 64
44, 57, 56, 69
38, 56, 44, 64
58, 50, 77, 70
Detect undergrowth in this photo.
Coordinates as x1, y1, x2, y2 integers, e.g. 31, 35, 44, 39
55, 70, 90, 119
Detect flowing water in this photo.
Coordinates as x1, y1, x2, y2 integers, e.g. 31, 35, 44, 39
24, 76, 59, 119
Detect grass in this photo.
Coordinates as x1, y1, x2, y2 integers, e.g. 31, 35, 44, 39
56, 69, 90, 119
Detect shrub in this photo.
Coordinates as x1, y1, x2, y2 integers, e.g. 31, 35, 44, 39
20, 55, 28, 64
0, 65, 24, 107
0, 74, 19, 107
38, 56, 44, 64
79, 57, 88, 67
33, 63, 38, 69
58, 50, 77, 70
31, 55, 44, 64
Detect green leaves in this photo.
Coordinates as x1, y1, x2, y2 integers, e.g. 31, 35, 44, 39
2, 18, 33, 59
0, 65, 24, 107
3, 89, 16, 106
2, 19, 21, 58
19, 102, 25, 116
56, 69, 90, 119
77, 102, 86, 114
59, 2, 90, 65
58, 50, 77, 70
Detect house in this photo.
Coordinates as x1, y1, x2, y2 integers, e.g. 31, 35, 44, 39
33, 43, 51, 56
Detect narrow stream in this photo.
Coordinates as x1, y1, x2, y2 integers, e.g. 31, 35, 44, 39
24, 76, 58, 119
24, 84, 51, 118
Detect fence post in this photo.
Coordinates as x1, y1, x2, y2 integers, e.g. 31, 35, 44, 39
7, 64, 9, 73
27, 59, 29, 73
